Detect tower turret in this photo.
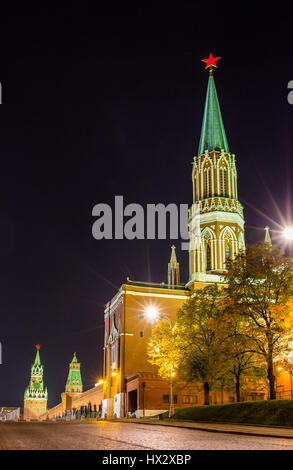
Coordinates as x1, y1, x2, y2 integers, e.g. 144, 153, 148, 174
188, 54, 245, 284
24, 345, 48, 420
264, 226, 272, 247
65, 352, 83, 394
168, 245, 180, 287
61, 352, 83, 414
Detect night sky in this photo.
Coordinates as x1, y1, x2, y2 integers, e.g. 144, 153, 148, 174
0, 5, 293, 408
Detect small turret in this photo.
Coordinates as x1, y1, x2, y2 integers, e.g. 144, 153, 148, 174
264, 226, 272, 247
168, 245, 180, 287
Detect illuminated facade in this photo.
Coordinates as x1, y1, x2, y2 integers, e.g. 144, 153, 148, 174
101, 60, 249, 418
43, 57, 278, 421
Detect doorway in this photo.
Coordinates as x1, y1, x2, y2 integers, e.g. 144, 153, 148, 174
128, 389, 138, 413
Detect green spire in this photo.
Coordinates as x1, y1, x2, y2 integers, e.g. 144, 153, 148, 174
34, 345, 41, 366
198, 74, 229, 156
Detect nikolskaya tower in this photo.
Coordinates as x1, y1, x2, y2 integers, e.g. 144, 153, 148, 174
188, 53, 245, 285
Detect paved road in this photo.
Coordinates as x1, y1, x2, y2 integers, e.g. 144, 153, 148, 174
1, 421, 293, 450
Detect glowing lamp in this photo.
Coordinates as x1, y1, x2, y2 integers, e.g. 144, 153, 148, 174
145, 306, 159, 323
112, 370, 117, 377
283, 227, 293, 241
95, 380, 104, 387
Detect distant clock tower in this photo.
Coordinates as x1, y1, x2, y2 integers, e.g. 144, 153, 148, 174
24, 345, 48, 420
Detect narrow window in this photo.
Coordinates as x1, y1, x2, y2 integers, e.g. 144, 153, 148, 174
205, 169, 210, 198
111, 344, 117, 369
220, 168, 226, 196
206, 244, 211, 271
225, 244, 230, 263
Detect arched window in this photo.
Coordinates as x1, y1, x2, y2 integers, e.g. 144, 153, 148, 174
206, 244, 211, 271
220, 168, 226, 196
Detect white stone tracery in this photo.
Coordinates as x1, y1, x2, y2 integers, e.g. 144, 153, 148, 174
190, 151, 244, 279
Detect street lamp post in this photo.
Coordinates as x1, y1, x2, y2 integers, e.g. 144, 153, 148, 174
142, 382, 146, 418
287, 352, 293, 399
169, 378, 173, 419
144, 306, 176, 418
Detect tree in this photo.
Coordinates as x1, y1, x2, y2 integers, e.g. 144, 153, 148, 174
148, 286, 229, 405
147, 319, 180, 417
225, 243, 293, 400
176, 285, 234, 404
147, 319, 180, 381
220, 301, 266, 401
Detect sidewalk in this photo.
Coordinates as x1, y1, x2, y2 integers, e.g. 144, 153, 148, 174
106, 418, 293, 439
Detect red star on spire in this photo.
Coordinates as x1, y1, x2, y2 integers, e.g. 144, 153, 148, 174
201, 53, 221, 70
36, 344, 40, 349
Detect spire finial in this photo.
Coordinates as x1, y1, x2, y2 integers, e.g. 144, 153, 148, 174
72, 352, 78, 363
201, 53, 221, 75
34, 345, 41, 366
264, 226, 272, 247
198, 54, 229, 156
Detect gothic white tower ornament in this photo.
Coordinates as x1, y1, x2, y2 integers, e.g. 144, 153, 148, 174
188, 54, 245, 285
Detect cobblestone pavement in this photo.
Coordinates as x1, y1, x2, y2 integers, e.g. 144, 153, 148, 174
1, 421, 293, 450
117, 418, 293, 439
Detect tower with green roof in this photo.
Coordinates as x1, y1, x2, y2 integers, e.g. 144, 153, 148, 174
24, 345, 48, 420
188, 54, 245, 285
61, 353, 83, 413
65, 352, 83, 394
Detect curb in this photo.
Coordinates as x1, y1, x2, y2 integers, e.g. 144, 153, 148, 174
104, 419, 293, 440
